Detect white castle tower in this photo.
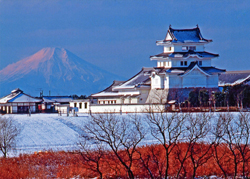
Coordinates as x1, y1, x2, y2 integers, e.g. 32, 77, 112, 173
150, 25, 225, 89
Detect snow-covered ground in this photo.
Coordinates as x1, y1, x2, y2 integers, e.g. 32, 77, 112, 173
1, 112, 245, 157
4, 113, 91, 156
3, 113, 158, 156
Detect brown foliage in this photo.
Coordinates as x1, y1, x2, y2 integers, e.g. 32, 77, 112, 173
0, 143, 250, 178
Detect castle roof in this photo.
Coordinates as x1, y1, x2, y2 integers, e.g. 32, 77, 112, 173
113, 67, 153, 90
151, 51, 219, 59
91, 68, 154, 97
167, 26, 211, 43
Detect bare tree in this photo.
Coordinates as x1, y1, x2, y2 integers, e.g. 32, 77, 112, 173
175, 113, 213, 178
234, 112, 250, 178
212, 114, 229, 178
0, 116, 21, 158
81, 113, 145, 179
146, 111, 186, 179
187, 113, 213, 178
135, 147, 154, 179
216, 113, 242, 179
78, 138, 106, 179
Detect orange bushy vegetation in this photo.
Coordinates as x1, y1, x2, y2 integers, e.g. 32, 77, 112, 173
0, 143, 249, 178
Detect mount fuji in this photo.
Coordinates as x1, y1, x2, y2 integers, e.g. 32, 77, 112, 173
0, 47, 123, 96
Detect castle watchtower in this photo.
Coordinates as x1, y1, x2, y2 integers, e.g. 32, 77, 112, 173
150, 25, 225, 89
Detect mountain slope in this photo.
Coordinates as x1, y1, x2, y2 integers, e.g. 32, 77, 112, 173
0, 47, 122, 96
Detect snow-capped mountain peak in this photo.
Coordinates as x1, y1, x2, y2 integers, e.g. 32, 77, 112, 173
0, 47, 121, 96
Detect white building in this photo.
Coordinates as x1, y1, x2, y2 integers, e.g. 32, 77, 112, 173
74, 26, 225, 113
0, 88, 42, 114
150, 25, 225, 89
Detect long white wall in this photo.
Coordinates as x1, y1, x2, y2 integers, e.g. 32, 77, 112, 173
88, 104, 166, 113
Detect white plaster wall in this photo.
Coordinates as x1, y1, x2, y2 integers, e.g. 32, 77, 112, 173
124, 98, 130, 104
151, 75, 164, 89
199, 59, 211, 66
169, 75, 182, 88
163, 46, 174, 53
165, 76, 169, 89
131, 98, 138, 104
207, 75, 218, 87
182, 69, 207, 88
138, 90, 150, 103
172, 58, 211, 68
87, 104, 166, 113
174, 45, 183, 52
173, 44, 204, 52
165, 33, 172, 40
172, 60, 178, 67
70, 101, 89, 113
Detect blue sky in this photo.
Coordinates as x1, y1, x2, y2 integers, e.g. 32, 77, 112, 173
0, 0, 249, 78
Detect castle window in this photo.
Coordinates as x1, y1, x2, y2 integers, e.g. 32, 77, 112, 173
169, 47, 172, 51
84, 102, 87, 109
79, 103, 82, 109
74, 103, 77, 107
189, 46, 196, 51
184, 61, 187, 66
199, 61, 202, 66
181, 61, 184, 66
182, 46, 188, 51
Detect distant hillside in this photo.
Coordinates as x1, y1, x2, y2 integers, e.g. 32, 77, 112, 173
0, 47, 123, 96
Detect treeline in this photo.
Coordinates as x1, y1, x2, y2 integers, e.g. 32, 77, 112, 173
187, 84, 250, 108
0, 112, 249, 178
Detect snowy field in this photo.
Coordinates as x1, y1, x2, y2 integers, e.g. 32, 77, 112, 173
4, 113, 90, 156
1, 112, 245, 157
4, 113, 156, 156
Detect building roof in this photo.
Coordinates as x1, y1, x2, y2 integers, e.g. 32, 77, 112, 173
164, 25, 212, 43
164, 62, 225, 76
113, 67, 154, 90
0, 88, 42, 103
99, 80, 125, 93
219, 70, 250, 86
91, 68, 154, 98
91, 91, 141, 98
151, 51, 219, 59
42, 96, 73, 103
